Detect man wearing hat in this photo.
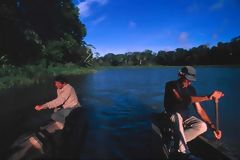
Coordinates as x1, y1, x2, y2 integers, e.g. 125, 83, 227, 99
35, 75, 81, 131
31, 75, 80, 152
8, 75, 81, 160
164, 66, 224, 159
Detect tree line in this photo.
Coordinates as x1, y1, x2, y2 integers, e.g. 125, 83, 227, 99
0, 0, 92, 67
94, 36, 240, 66
1, 1, 239, 68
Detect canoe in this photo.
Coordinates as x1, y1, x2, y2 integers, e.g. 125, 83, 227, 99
7, 110, 238, 160
7, 107, 88, 160
151, 113, 239, 160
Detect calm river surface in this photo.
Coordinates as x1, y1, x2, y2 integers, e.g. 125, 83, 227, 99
75, 66, 240, 159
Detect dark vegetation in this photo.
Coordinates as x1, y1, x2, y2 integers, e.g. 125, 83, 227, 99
0, 0, 93, 66
0, 0, 94, 90
94, 37, 240, 66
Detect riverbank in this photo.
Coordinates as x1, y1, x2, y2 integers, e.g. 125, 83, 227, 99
0, 63, 96, 91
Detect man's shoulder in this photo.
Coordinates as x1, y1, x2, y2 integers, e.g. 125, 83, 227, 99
63, 84, 74, 90
66, 83, 72, 87
65, 84, 77, 93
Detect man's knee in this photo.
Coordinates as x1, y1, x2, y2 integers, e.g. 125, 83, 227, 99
198, 121, 207, 134
55, 121, 64, 130
170, 112, 183, 124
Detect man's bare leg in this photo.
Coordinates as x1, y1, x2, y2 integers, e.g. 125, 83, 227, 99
28, 121, 64, 150
45, 121, 64, 133
28, 136, 43, 153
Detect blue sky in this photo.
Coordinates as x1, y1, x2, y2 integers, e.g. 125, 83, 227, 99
73, 0, 240, 55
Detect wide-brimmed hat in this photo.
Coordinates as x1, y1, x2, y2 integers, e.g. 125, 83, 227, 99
179, 66, 196, 81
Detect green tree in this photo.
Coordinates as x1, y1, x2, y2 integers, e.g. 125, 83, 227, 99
0, 0, 89, 66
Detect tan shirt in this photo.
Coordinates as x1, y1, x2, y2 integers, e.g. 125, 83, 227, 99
43, 84, 80, 109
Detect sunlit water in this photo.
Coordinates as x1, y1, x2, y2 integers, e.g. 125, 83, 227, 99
75, 66, 240, 159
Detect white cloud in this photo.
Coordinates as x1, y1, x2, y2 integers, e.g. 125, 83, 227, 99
178, 32, 189, 43
129, 21, 136, 28
210, 0, 224, 11
77, 0, 108, 17
92, 16, 106, 25
78, 1, 91, 17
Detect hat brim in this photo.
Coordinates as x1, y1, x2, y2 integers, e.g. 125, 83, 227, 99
185, 75, 196, 81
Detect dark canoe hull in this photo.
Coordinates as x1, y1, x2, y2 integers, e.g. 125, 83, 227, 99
188, 135, 238, 160
151, 113, 239, 160
7, 107, 88, 160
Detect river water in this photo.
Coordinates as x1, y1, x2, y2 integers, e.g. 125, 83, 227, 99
74, 66, 240, 159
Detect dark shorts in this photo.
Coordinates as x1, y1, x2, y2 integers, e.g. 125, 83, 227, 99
51, 107, 75, 124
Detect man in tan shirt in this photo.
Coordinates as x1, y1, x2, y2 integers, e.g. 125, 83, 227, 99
32, 75, 80, 151
8, 75, 81, 159
35, 75, 80, 131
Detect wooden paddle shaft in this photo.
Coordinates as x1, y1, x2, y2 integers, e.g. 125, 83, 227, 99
215, 99, 219, 131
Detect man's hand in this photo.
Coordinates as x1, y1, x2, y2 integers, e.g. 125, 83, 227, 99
35, 105, 44, 111
213, 130, 222, 140
209, 91, 224, 100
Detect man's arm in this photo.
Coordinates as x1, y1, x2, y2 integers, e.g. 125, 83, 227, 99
194, 102, 213, 125
191, 90, 224, 103
194, 102, 222, 140
35, 95, 68, 111
35, 85, 71, 111
191, 96, 210, 103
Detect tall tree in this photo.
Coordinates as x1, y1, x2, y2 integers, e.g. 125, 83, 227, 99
0, 0, 88, 65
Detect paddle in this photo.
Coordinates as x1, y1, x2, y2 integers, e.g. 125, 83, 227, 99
214, 98, 219, 132
213, 91, 224, 140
